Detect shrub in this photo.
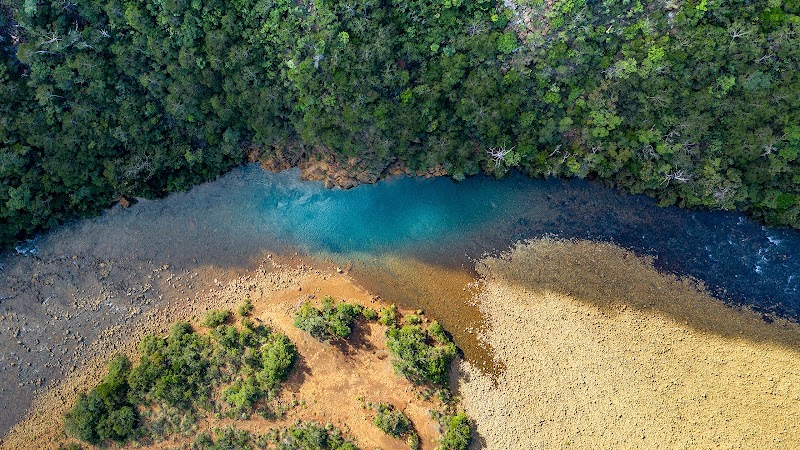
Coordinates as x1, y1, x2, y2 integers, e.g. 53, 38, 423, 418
372, 403, 413, 438
405, 314, 421, 325
278, 422, 358, 450
203, 309, 232, 327
294, 297, 362, 341
322, 297, 361, 338
192, 427, 253, 450
127, 322, 216, 407
294, 302, 329, 340
238, 298, 254, 317
57, 444, 83, 450
385, 324, 457, 386
437, 412, 472, 450
378, 305, 398, 326
361, 307, 378, 321
407, 432, 420, 450
258, 333, 297, 388
64, 354, 136, 444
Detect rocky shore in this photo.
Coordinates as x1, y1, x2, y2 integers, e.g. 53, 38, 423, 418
256, 142, 449, 190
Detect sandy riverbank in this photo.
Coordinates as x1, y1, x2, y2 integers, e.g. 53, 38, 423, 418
2, 261, 453, 450
458, 238, 800, 449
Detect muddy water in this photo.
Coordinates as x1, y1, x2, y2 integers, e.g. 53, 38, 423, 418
2, 164, 799, 435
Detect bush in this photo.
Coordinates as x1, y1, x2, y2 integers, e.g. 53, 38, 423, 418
203, 310, 232, 328
294, 302, 329, 341
278, 422, 358, 450
67, 317, 297, 445
437, 412, 472, 450
322, 297, 361, 339
378, 305, 398, 326
361, 307, 379, 321
372, 403, 413, 438
238, 298, 254, 317
405, 314, 421, 325
57, 444, 83, 450
385, 324, 457, 386
192, 427, 253, 450
294, 297, 362, 341
258, 333, 297, 388
64, 354, 136, 444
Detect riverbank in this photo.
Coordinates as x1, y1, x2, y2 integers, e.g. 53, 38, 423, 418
458, 238, 800, 449
1, 261, 453, 449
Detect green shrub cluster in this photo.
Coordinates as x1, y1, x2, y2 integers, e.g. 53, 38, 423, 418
64, 318, 296, 445
191, 422, 357, 450
203, 309, 232, 328
385, 321, 457, 386
436, 412, 472, 450
372, 403, 419, 448
63, 354, 136, 444
379, 305, 398, 326
221, 330, 297, 416
238, 297, 254, 317
294, 296, 366, 341
372, 403, 413, 437
278, 421, 358, 450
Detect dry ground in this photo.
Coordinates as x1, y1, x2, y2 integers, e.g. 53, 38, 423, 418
2, 262, 451, 450
458, 238, 800, 449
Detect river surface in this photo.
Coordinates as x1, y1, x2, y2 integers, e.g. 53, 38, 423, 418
157, 164, 798, 315
14, 163, 800, 334
2, 164, 799, 434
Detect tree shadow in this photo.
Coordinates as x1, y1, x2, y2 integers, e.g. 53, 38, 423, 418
330, 321, 378, 357
286, 352, 312, 388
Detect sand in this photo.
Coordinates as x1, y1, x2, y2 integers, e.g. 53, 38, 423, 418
458, 238, 800, 449
1, 261, 449, 450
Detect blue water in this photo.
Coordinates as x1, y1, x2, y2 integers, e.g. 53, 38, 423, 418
205, 165, 799, 319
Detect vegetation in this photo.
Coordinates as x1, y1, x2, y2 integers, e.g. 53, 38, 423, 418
436, 412, 472, 450
294, 296, 365, 341
238, 297, 254, 317
64, 318, 296, 445
278, 421, 358, 450
63, 354, 136, 444
190, 422, 358, 450
385, 321, 457, 386
372, 403, 418, 448
379, 305, 398, 326
203, 309, 232, 328
1, 0, 799, 249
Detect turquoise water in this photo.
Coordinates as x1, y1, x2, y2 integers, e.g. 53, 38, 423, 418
228, 165, 799, 318
15, 163, 800, 318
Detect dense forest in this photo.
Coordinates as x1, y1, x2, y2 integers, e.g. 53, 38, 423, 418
1, 0, 798, 247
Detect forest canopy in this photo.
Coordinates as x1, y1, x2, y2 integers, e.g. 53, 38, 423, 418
1, 0, 799, 247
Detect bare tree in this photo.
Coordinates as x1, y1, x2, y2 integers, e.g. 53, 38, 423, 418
486, 143, 515, 168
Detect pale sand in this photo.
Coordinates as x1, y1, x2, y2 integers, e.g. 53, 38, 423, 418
458, 238, 800, 449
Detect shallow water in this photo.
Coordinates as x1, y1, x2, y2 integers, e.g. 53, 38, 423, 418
10, 163, 800, 333
178, 165, 799, 315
